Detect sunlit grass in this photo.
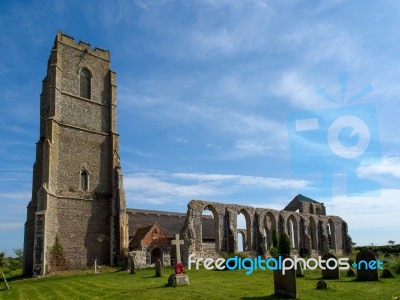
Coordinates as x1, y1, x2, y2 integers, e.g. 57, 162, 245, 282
1, 266, 399, 299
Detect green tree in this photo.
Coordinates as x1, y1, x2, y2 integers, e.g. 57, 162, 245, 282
388, 240, 395, 245
278, 233, 291, 256
0, 251, 5, 267
272, 230, 278, 248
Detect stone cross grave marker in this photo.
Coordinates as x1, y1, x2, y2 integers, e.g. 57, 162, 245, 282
171, 233, 184, 264
321, 253, 340, 279
356, 250, 379, 281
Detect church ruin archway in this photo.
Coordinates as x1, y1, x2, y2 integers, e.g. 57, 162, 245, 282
287, 215, 299, 250
327, 219, 336, 250
264, 212, 277, 249
201, 204, 220, 253
308, 217, 317, 251
237, 210, 249, 252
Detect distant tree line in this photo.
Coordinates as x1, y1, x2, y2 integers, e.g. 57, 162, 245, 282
354, 244, 400, 254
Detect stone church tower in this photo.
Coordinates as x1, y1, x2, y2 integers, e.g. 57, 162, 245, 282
23, 32, 129, 276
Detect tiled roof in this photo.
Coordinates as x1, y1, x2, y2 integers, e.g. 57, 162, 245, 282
296, 194, 318, 203
127, 208, 215, 240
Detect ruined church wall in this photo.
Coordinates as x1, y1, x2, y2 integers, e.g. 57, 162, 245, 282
182, 200, 351, 263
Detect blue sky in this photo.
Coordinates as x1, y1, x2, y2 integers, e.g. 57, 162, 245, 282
1, 0, 400, 255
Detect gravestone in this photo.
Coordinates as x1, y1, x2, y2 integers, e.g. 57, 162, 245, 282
356, 250, 378, 281
347, 269, 356, 277
316, 280, 327, 290
381, 269, 394, 278
130, 256, 136, 275
296, 261, 304, 277
168, 233, 189, 286
155, 259, 162, 277
321, 253, 339, 279
168, 273, 190, 286
273, 255, 297, 299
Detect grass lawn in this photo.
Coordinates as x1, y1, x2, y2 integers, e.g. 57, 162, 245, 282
1, 267, 400, 299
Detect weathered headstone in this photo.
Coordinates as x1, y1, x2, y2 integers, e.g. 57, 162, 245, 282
130, 256, 136, 274
321, 253, 339, 279
381, 269, 394, 278
1, 272, 9, 290
155, 259, 162, 277
296, 261, 304, 277
356, 250, 378, 281
168, 273, 190, 286
273, 255, 297, 299
347, 269, 356, 277
316, 280, 327, 290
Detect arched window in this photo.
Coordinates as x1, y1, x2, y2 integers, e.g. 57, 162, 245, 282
80, 169, 89, 191
80, 68, 91, 99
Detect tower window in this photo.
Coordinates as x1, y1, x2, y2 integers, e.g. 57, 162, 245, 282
80, 169, 89, 191
80, 68, 91, 99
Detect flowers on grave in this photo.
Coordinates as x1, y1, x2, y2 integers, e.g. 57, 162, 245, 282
175, 263, 185, 274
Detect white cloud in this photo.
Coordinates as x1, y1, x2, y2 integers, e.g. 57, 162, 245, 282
124, 170, 309, 206
275, 71, 332, 111
326, 189, 400, 231
357, 156, 400, 178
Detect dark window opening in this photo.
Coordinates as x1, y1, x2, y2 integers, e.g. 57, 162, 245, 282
80, 68, 91, 99
80, 170, 89, 191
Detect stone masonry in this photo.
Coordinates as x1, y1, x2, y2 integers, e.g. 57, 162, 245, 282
23, 32, 129, 276
181, 199, 352, 264
23, 33, 353, 275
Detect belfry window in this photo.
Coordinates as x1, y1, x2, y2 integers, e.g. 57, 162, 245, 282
80, 68, 91, 99
80, 169, 89, 191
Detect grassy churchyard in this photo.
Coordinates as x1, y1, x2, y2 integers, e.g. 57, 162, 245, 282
1, 263, 400, 300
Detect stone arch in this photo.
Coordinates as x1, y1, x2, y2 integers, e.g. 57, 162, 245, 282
307, 217, 317, 251
287, 214, 299, 250
237, 230, 246, 252
237, 208, 251, 251
327, 218, 336, 250
264, 211, 277, 249
201, 204, 220, 253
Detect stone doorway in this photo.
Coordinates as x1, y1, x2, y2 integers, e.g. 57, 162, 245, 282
151, 247, 162, 264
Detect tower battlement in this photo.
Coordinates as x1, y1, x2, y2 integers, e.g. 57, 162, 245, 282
54, 31, 110, 61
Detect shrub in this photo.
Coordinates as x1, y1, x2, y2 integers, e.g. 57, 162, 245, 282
272, 230, 278, 248
50, 236, 68, 271
391, 259, 400, 274
299, 248, 309, 258
220, 251, 252, 269
278, 233, 291, 256
269, 247, 278, 257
